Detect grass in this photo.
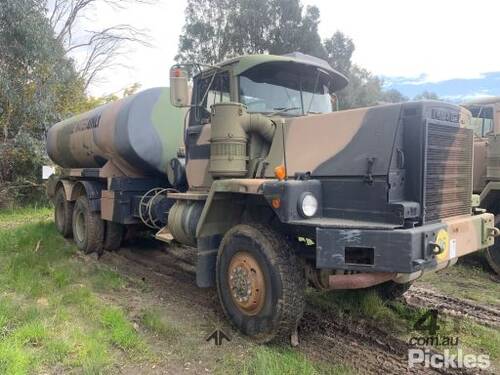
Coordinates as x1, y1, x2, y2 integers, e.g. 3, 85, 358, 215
218, 346, 353, 375
307, 286, 500, 370
307, 288, 407, 332
2, 206, 499, 373
141, 307, 182, 342
101, 307, 145, 352
0, 206, 52, 230
418, 261, 500, 306
0, 208, 146, 374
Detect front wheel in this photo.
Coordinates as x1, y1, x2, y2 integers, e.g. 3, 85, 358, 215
216, 224, 305, 343
72, 196, 104, 254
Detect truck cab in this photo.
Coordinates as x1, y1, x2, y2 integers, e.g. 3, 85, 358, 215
183, 52, 346, 190
463, 97, 500, 273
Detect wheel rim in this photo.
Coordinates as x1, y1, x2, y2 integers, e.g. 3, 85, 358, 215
228, 251, 266, 316
75, 210, 86, 243
55, 200, 64, 228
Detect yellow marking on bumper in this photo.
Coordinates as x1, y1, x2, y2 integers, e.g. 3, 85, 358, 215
440, 213, 495, 263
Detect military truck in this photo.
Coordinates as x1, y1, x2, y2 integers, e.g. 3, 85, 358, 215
47, 52, 498, 343
462, 97, 500, 274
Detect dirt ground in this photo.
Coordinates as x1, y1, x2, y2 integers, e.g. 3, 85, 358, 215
92, 237, 500, 375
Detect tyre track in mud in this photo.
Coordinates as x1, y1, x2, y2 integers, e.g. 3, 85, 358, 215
98, 243, 492, 375
298, 308, 487, 375
405, 287, 500, 328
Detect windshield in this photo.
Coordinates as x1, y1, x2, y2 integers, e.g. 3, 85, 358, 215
239, 64, 333, 116
467, 105, 494, 137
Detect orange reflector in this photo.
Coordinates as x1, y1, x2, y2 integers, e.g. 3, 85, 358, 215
274, 165, 286, 181
271, 198, 281, 209
174, 68, 182, 77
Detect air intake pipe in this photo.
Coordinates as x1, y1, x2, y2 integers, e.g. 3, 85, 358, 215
209, 102, 275, 177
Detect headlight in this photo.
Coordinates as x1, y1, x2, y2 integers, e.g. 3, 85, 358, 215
298, 192, 318, 218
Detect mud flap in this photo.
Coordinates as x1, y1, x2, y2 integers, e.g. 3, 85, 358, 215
196, 235, 222, 287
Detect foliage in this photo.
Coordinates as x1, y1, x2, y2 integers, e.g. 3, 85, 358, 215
0, 1, 144, 207
414, 90, 439, 100
323, 31, 355, 75
0, 0, 89, 206
177, 0, 407, 109
176, 0, 325, 64
380, 89, 409, 104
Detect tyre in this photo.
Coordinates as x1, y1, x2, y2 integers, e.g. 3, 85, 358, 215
373, 280, 412, 300
54, 188, 74, 238
72, 195, 104, 254
104, 221, 125, 251
485, 214, 500, 275
216, 224, 305, 343
486, 243, 500, 275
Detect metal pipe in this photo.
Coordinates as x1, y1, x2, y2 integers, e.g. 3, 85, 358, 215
242, 113, 276, 142
328, 272, 396, 290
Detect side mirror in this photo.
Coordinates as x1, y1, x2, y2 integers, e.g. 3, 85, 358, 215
170, 65, 190, 107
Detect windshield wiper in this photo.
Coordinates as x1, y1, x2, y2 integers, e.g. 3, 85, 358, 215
267, 106, 300, 116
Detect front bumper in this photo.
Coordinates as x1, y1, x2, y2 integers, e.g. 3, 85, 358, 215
316, 212, 496, 274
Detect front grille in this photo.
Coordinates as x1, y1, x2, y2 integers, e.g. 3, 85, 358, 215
423, 123, 473, 222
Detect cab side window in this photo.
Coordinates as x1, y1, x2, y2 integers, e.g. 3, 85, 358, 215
192, 72, 230, 125
469, 106, 494, 137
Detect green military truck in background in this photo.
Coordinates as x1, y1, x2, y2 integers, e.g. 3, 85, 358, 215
463, 97, 500, 274
47, 52, 498, 343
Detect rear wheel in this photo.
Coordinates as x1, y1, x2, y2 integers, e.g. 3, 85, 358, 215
54, 188, 73, 238
103, 221, 125, 251
216, 224, 305, 343
72, 196, 104, 254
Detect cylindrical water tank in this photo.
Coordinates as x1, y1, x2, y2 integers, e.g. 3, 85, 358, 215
47, 87, 186, 177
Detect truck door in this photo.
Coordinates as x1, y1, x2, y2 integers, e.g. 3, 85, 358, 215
186, 71, 231, 190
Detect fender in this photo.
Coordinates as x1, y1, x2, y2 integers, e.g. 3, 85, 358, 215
196, 178, 268, 238
72, 180, 103, 212
56, 178, 103, 212
195, 178, 269, 288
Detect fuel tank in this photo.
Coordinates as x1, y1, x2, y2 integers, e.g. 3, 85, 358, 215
47, 87, 186, 177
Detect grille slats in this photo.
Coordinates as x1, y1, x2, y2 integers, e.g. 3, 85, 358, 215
423, 123, 473, 222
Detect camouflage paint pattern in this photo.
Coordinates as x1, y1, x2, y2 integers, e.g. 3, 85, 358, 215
47, 87, 186, 178
462, 98, 500, 193
46, 53, 498, 281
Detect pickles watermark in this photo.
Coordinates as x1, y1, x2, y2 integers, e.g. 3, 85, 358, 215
408, 348, 490, 370
408, 309, 490, 370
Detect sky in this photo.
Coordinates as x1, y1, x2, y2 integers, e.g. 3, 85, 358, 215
77, 0, 500, 101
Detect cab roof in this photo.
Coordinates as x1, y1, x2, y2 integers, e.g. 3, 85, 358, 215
463, 96, 500, 106
217, 52, 349, 92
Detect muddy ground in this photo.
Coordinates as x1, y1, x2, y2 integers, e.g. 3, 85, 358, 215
80, 237, 500, 375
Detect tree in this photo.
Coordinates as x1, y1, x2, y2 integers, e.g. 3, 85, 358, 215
176, 0, 325, 64
46, 0, 153, 90
177, 2, 406, 110
337, 66, 384, 109
380, 89, 409, 103
414, 91, 439, 100
0, 0, 87, 205
323, 31, 355, 75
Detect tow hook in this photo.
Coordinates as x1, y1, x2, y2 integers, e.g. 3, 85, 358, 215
429, 242, 444, 255
488, 227, 500, 238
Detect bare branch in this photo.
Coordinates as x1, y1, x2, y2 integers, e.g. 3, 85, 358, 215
45, 0, 156, 89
